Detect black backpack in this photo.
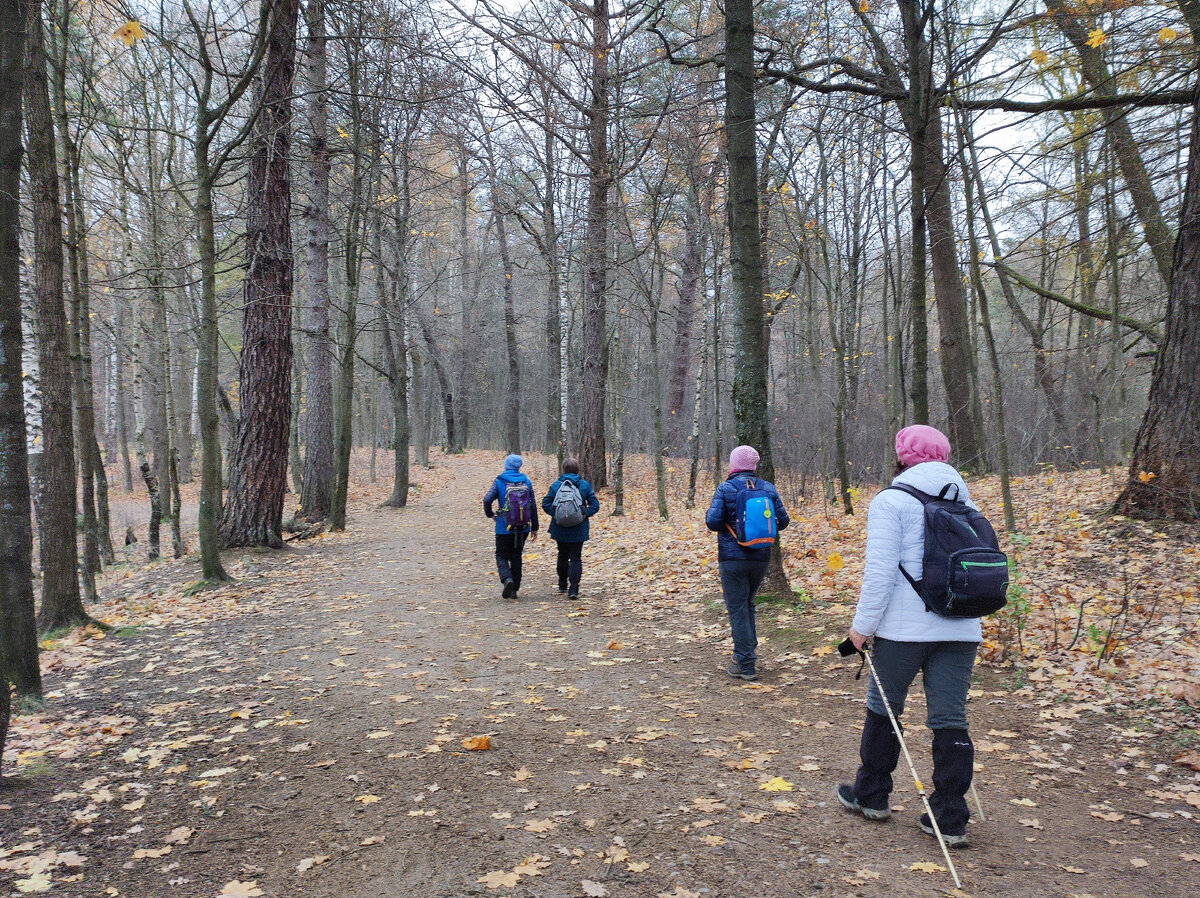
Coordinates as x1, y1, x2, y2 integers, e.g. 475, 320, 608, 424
887, 483, 1009, 618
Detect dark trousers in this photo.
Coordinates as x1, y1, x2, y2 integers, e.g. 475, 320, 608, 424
718, 558, 768, 672
495, 532, 527, 589
854, 638, 979, 833
556, 540, 583, 592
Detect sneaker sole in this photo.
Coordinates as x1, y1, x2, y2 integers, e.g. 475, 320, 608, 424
837, 787, 891, 820
919, 821, 968, 848
723, 667, 758, 682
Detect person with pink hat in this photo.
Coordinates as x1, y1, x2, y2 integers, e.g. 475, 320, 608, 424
836, 424, 982, 848
704, 444, 790, 681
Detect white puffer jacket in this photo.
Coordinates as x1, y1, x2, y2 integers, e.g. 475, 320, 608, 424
851, 461, 984, 643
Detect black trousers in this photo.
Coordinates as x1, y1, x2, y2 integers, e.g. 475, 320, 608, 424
555, 540, 583, 592
495, 531, 528, 589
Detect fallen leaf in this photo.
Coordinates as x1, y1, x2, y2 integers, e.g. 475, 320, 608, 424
217, 882, 264, 898
354, 794, 381, 804
1130, 857, 1149, 868
15, 873, 52, 894
1018, 817, 1044, 830
1009, 798, 1037, 807
165, 827, 194, 845
581, 881, 608, 897
910, 861, 947, 873
462, 735, 492, 751
477, 870, 520, 889
759, 776, 794, 792
297, 855, 330, 873
1090, 811, 1124, 822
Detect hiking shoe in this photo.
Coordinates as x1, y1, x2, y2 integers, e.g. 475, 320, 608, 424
567, 590, 578, 600
836, 783, 891, 821
919, 813, 968, 848
502, 579, 516, 599
725, 661, 758, 682
558, 582, 568, 594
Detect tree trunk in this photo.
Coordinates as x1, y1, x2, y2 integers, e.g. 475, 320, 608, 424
1114, 88, 1200, 521
221, 0, 298, 548
578, 0, 611, 487
726, 0, 790, 597
298, 0, 333, 522
23, 0, 85, 630
495, 208, 521, 453
1047, 0, 1175, 288
667, 174, 701, 448
0, 0, 42, 698
195, 158, 230, 580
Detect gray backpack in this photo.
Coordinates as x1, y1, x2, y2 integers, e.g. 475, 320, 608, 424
552, 479, 586, 527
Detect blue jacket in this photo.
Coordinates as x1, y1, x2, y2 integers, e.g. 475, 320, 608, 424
705, 471, 790, 562
542, 474, 600, 542
484, 471, 539, 535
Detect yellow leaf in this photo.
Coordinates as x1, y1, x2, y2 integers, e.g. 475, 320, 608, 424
1030, 48, 1049, 65
909, 861, 947, 873
813, 644, 833, 657
354, 794, 381, 804
1138, 470, 1157, 482
15, 873, 52, 894
826, 552, 844, 571
478, 870, 520, 889
759, 776, 794, 792
858, 0, 869, 11
1086, 28, 1106, 48
218, 883, 263, 898
1159, 27, 1178, 43
113, 20, 146, 47
462, 735, 492, 750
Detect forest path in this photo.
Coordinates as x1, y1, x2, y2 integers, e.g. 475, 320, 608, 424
4, 451, 1199, 898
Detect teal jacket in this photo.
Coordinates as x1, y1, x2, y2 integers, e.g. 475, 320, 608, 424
542, 474, 600, 542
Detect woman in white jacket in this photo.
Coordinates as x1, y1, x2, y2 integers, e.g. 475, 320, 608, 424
837, 425, 979, 848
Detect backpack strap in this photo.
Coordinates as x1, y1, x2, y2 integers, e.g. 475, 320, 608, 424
885, 483, 931, 504
885, 484, 932, 610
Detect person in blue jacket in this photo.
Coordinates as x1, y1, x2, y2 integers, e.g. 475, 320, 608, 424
705, 445, 790, 681
541, 458, 600, 600
483, 454, 538, 599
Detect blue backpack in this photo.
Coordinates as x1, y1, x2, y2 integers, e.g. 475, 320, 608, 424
726, 478, 778, 547
888, 483, 1009, 618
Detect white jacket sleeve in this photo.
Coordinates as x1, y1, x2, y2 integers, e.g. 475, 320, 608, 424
852, 493, 903, 636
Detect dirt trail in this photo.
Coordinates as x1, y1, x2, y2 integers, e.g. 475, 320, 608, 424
4, 452, 1199, 897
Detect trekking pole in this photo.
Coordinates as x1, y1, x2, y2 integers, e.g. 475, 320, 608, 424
970, 781, 985, 822
859, 646, 963, 891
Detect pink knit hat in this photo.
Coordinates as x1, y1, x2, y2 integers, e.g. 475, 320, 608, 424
729, 445, 760, 474
895, 425, 951, 466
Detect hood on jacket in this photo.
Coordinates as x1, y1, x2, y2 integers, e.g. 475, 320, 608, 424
892, 460, 968, 501
497, 469, 528, 484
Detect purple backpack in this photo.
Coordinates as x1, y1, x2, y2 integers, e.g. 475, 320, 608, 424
500, 480, 533, 531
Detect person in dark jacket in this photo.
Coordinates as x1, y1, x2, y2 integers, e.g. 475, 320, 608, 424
705, 445, 790, 681
483, 454, 538, 599
541, 458, 600, 600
